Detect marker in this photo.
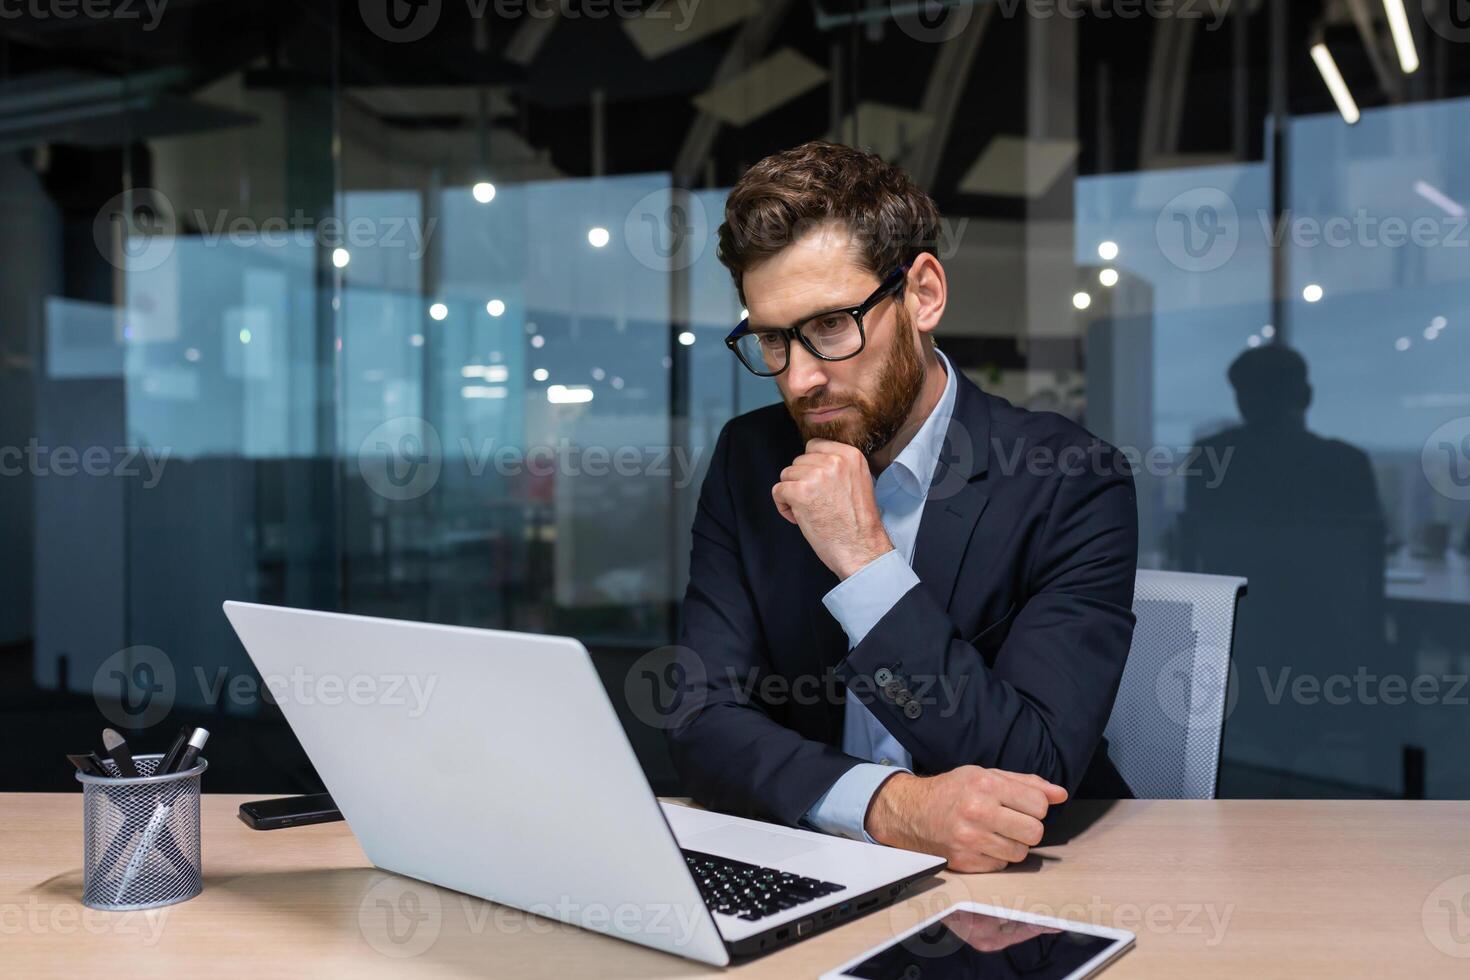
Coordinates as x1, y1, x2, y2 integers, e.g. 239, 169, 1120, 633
168, 728, 209, 775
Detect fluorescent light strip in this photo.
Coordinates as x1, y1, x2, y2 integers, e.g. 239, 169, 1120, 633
1381, 0, 1420, 74
1310, 43, 1360, 125
1414, 180, 1466, 218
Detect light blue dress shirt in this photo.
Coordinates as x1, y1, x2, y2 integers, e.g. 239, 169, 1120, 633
802, 349, 959, 841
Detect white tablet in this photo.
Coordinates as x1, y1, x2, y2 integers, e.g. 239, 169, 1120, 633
821, 901, 1135, 980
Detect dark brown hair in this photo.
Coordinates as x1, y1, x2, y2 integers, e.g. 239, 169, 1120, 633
716, 141, 942, 303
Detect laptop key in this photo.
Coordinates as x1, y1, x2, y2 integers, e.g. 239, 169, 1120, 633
682, 849, 849, 921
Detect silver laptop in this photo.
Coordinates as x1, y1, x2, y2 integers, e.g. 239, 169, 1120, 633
222, 601, 945, 966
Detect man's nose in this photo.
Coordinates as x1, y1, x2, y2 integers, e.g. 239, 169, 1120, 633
784, 340, 829, 399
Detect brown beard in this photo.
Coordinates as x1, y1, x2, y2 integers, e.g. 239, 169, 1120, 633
785, 306, 926, 457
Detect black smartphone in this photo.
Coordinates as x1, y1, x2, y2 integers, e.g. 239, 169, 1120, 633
238, 793, 343, 830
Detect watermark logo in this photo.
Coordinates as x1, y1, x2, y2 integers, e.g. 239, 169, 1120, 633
360, 0, 441, 42
1156, 187, 1239, 272
1423, 875, 1470, 958
624, 645, 708, 730
92, 645, 176, 730
1422, 417, 1470, 501
94, 188, 176, 273
359, 876, 443, 958
358, 417, 444, 502
893, 0, 976, 43
624, 189, 708, 273
1155, 646, 1238, 732
1423, 0, 1470, 43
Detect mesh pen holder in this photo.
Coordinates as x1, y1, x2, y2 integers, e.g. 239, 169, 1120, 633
78, 753, 208, 911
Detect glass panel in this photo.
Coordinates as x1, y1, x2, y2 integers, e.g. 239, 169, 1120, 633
3, 2, 1467, 804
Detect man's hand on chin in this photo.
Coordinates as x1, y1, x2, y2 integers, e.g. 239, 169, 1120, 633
771, 438, 894, 579
864, 767, 1068, 873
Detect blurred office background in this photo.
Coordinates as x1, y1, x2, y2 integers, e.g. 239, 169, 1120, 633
2, 0, 1467, 800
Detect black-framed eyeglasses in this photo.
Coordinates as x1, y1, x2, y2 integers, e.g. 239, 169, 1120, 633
724, 264, 910, 378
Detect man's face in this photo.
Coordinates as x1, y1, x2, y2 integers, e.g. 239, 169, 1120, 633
742, 223, 926, 457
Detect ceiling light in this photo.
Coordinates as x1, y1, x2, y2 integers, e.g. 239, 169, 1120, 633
486, 299, 506, 317
1381, 0, 1419, 74
1098, 268, 1119, 287
1097, 241, 1119, 261
429, 302, 448, 321
587, 227, 610, 248
473, 181, 496, 204
1072, 291, 1092, 311
1310, 42, 1360, 125
1302, 284, 1323, 303
332, 247, 350, 268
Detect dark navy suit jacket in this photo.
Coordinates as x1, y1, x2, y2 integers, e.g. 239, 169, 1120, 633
669, 369, 1138, 827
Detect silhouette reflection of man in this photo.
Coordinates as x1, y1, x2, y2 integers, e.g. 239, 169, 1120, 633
1180, 344, 1388, 793
1186, 345, 1382, 525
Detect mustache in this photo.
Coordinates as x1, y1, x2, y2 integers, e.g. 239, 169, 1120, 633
789, 392, 849, 414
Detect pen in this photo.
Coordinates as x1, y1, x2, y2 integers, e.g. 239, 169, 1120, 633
115, 729, 209, 903
158, 724, 194, 775
67, 753, 109, 777
102, 728, 139, 777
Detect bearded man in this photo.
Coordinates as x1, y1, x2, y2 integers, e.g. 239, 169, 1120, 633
668, 141, 1138, 873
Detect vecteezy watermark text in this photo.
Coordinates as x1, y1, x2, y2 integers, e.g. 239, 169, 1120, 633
358, 417, 707, 502
358, 0, 701, 44
0, 441, 169, 488
356, 875, 705, 959
0, 897, 169, 944
0, 0, 167, 30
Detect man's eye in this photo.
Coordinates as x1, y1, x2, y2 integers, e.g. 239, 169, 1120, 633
813, 316, 846, 334
756, 332, 784, 348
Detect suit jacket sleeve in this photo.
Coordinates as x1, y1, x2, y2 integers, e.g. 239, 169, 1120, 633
666, 423, 866, 826
836, 448, 1138, 795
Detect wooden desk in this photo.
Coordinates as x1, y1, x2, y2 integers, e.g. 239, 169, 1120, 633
6, 794, 1470, 978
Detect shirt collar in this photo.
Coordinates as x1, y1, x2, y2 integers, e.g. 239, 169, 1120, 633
881, 348, 958, 499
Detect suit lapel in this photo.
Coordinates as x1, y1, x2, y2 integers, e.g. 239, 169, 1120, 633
912, 477, 989, 610
912, 369, 993, 611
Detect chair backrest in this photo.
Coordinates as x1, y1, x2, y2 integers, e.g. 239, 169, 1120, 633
1103, 569, 1247, 799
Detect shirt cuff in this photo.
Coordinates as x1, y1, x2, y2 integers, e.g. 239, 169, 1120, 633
822, 550, 921, 648
801, 763, 910, 843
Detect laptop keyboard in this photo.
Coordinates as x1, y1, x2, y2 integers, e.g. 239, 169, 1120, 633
682, 849, 846, 921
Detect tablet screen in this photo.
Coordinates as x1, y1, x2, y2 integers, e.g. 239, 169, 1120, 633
842, 907, 1116, 980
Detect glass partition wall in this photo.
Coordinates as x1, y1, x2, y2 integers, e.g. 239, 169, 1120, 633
3, 1, 1468, 797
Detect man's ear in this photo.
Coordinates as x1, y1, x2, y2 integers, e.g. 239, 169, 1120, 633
906, 252, 946, 336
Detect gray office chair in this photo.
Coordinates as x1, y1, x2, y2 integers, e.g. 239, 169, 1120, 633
1103, 569, 1247, 800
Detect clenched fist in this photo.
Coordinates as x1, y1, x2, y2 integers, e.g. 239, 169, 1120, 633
771, 438, 894, 579
864, 766, 1068, 873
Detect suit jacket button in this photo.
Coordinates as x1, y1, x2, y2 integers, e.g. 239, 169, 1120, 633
882, 679, 904, 701
895, 690, 912, 706
903, 701, 922, 720
874, 668, 893, 686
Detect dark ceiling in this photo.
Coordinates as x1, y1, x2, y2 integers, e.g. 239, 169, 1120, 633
2, 0, 1465, 218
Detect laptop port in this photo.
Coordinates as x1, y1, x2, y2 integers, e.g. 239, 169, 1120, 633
776, 928, 789, 940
